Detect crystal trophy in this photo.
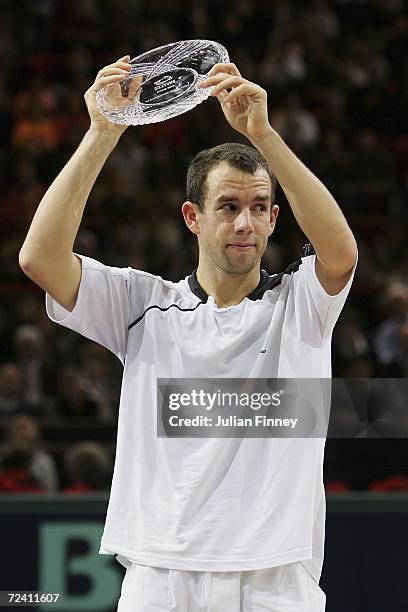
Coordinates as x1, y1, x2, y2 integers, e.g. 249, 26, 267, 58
96, 40, 229, 125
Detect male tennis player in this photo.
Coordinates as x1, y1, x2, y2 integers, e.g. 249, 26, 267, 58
19, 56, 357, 611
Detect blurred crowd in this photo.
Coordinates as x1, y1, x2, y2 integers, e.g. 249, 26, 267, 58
1, 0, 407, 493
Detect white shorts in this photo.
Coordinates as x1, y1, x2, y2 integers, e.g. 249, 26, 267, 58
116, 561, 326, 611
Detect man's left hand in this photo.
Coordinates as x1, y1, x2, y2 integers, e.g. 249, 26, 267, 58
198, 63, 270, 142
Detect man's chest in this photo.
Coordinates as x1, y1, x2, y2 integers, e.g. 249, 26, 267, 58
127, 299, 285, 376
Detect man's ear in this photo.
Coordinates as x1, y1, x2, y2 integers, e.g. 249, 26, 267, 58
269, 204, 279, 236
182, 201, 201, 235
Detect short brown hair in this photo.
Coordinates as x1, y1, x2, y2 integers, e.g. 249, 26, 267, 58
186, 143, 277, 212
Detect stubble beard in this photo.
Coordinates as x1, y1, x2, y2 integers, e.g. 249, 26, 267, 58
216, 247, 261, 275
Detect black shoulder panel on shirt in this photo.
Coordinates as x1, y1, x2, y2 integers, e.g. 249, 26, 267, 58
255, 258, 303, 298
188, 270, 209, 303
257, 243, 314, 296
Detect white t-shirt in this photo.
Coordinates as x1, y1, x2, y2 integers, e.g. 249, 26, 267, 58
46, 251, 356, 581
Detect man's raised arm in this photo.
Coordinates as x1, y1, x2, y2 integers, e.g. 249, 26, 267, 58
19, 55, 135, 311
199, 63, 358, 296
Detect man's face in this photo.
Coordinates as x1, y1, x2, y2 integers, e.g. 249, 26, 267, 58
195, 162, 278, 274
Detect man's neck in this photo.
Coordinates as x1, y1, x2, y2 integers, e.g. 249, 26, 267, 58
196, 264, 261, 308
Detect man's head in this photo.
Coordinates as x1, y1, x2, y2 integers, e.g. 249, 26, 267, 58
186, 143, 277, 212
182, 143, 279, 275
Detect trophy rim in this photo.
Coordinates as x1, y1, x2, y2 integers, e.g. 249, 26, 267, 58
129, 39, 228, 66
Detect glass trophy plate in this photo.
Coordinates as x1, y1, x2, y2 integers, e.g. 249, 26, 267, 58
96, 40, 229, 125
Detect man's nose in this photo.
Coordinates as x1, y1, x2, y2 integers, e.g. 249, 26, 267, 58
234, 209, 254, 232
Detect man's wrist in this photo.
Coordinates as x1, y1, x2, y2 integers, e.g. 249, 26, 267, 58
249, 125, 280, 150
86, 126, 122, 148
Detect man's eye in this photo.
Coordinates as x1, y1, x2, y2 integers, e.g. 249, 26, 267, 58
221, 204, 236, 211
254, 204, 267, 211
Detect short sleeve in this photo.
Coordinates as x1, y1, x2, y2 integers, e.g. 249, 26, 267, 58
290, 253, 357, 346
46, 254, 136, 363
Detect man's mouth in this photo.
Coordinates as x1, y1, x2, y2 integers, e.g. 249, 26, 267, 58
227, 243, 256, 250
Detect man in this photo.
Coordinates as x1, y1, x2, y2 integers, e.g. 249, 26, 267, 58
19, 55, 357, 611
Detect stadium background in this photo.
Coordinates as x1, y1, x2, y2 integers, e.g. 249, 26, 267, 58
0, 0, 407, 610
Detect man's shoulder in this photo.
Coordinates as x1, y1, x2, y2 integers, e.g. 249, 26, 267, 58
259, 250, 314, 300
127, 268, 193, 302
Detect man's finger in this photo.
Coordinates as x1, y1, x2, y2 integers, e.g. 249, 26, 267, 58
198, 74, 244, 93
97, 61, 131, 78
223, 83, 264, 102
210, 76, 246, 97
90, 73, 130, 94
207, 62, 241, 77
98, 67, 130, 79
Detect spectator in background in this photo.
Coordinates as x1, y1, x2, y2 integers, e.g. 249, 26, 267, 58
63, 441, 112, 493
309, 129, 352, 199
332, 307, 373, 374
0, 363, 25, 416
77, 343, 121, 424
55, 364, 99, 419
0, 443, 44, 493
270, 92, 320, 152
350, 129, 397, 206
345, 40, 390, 90
108, 131, 150, 196
12, 324, 55, 413
3, 413, 58, 492
374, 280, 408, 374
12, 79, 61, 153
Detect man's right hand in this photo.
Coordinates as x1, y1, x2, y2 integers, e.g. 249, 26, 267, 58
84, 55, 141, 136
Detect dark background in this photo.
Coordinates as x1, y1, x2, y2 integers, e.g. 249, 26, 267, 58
0, 1, 407, 596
